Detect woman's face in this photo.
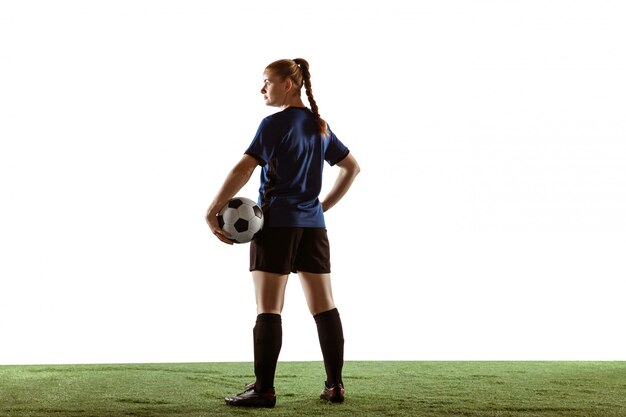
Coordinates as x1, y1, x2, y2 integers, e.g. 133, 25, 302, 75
260, 70, 288, 107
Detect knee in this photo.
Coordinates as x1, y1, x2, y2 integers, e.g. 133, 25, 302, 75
256, 300, 284, 315
258, 307, 283, 315
309, 301, 336, 316
256, 304, 283, 314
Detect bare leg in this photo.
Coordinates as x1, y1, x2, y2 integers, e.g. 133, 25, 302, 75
298, 271, 335, 315
252, 270, 289, 314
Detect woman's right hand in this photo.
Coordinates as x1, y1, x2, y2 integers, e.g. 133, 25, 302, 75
206, 208, 234, 245
205, 154, 259, 245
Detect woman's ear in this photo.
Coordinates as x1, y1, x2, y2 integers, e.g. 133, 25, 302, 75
284, 78, 293, 93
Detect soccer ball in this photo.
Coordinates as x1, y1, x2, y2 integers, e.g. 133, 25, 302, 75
217, 197, 264, 244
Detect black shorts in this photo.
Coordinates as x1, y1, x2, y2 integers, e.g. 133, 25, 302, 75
250, 227, 331, 274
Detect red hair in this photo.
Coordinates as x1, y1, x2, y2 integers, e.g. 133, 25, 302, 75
265, 58, 329, 137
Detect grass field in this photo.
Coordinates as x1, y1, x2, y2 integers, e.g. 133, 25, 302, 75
0, 361, 624, 417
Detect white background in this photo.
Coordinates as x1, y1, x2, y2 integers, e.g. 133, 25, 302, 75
1, 1, 625, 365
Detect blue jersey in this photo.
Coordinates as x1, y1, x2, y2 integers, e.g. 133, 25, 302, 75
245, 107, 350, 227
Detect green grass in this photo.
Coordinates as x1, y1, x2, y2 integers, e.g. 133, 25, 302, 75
0, 361, 624, 417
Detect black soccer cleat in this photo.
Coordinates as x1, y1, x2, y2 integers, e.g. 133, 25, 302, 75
320, 382, 345, 403
225, 383, 276, 408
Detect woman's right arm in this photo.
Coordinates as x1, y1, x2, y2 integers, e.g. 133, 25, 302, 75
321, 152, 360, 212
206, 154, 259, 244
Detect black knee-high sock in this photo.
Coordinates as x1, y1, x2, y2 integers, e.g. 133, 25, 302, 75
314, 308, 344, 387
253, 313, 282, 392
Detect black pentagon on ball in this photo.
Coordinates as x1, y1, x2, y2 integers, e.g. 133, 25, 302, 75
253, 205, 262, 218
218, 215, 225, 228
234, 218, 249, 232
228, 198, 244, 209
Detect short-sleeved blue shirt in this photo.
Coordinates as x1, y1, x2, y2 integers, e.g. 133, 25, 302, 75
245, 107, 350, 227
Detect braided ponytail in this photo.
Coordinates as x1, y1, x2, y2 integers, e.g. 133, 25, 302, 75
265, 58, 329, 137
292, 58, 328, 137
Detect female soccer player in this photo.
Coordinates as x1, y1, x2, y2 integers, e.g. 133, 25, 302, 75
206, 58, 360, 408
